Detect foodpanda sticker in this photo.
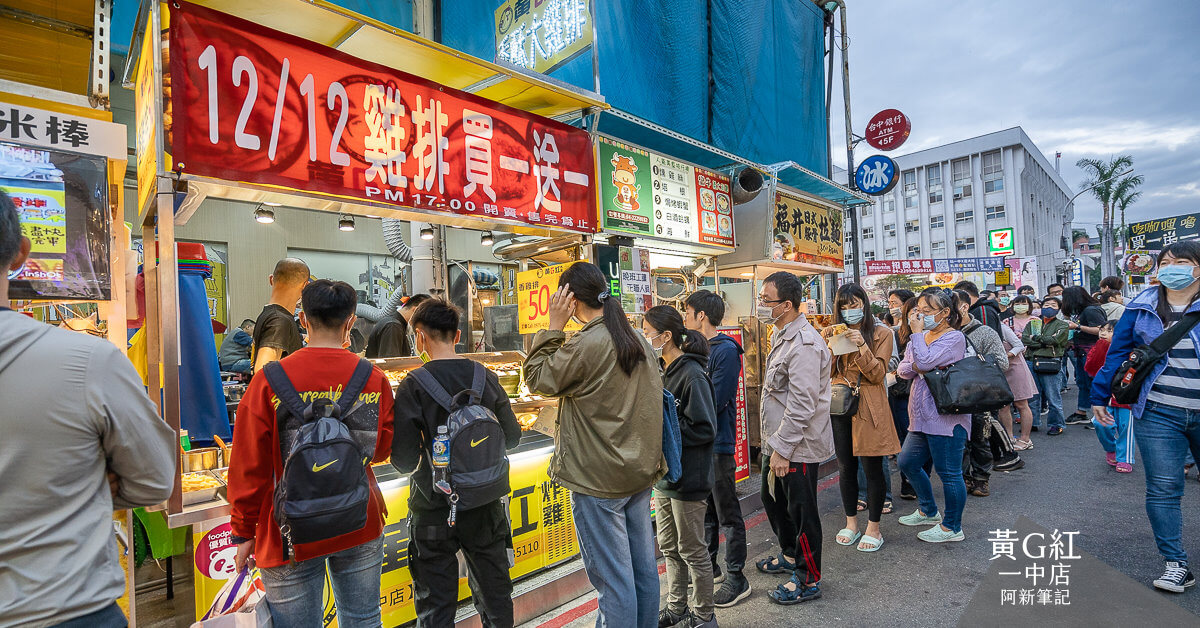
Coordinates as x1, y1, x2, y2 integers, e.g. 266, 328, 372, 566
195, 522, 238, 580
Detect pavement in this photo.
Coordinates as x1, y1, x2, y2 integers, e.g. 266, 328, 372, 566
519, 387, 1200, 627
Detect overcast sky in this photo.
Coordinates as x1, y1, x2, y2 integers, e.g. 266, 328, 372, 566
827, 0, 1200, 233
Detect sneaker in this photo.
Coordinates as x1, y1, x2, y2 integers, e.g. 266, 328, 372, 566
687, 612, 718, 628
1153, 561, 1196, 593
1116, 462, 1134, 473
1106, 452, 1117, 466
1013, 439, 1034, 451
659, 607, 687, 627
995, 457, 1025, 472
917, 525, 965, 543
713, 563, 724, 584
1066, 413, 1091, 425
1041, 408, 1049, 416
1047, 426, 1064, 436
713, 572, 752, 608
969, 481, 990, 497
898, 509, 943, 527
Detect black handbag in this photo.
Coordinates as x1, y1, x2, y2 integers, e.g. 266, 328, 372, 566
1030, 356, 1062, 374
1111, 311, 1200, 404
888, 375, 911, 399
830, 372, 862, 419
922, 333, 1014, 415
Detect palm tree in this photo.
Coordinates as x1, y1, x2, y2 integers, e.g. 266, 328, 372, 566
1077, 155, 1139, 277
1112, 176, 1144, 249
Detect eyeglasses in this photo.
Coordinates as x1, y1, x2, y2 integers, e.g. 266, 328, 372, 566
757, 296, 784, 305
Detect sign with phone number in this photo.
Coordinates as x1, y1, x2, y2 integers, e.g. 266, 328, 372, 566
516, 261, 583, 334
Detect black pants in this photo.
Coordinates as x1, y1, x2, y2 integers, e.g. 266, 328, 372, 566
705, 453, 747, 574
988, 413, 1020, 465
964, 413, 994, 482
409, 501, 514, 628
830, 414, 886, 522
760, 456, 822, 586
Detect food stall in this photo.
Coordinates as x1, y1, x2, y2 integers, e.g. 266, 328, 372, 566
124, 0, 607, 623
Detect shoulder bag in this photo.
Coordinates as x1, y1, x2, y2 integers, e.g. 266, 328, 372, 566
1111, 311, 1200, 405
830, 371, 862, 419
922, 330, 1014, 415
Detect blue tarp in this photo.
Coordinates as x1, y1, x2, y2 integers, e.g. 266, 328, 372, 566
178, 265, 231, 444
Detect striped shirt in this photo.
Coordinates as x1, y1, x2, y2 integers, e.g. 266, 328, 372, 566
1147, 304, 1200, 409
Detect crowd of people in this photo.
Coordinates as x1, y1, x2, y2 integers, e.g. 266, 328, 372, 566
4, 174, 1200, 626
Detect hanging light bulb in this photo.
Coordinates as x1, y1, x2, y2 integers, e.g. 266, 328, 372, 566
420, 225, 435, 240
338, 215, 355, 231
254, 205, 275, 224
480, 231, 495, 246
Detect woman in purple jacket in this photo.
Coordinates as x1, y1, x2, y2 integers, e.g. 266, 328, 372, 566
896, 290, 971, 543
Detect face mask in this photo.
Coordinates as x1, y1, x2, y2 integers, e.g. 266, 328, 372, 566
1157, 264, 1199, 290
757, 303, 785, 326
890, 307, 902, 318
1041, 307, 1059, 319
842, 308, 864, 325
1031, 308, 1042, 318
1013, 304, 1029, 315
922, 314, 939, 330
999, 296, 1011, 306
647, 332, 667, 358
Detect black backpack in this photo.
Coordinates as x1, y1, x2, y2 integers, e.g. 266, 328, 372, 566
409, 362, 510, 526
263, 359, 374, 549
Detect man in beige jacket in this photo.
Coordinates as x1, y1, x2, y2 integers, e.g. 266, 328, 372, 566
754, 271, 834, 606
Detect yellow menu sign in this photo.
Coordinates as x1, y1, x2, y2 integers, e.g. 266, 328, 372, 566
516, 262, 583, 334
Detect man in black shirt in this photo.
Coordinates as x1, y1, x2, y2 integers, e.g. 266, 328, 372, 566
365, 293, 432, 359
251, 258, 309, 373
391, 300, 521, 627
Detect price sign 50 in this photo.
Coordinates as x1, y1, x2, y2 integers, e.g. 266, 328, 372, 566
516, 261, 577, 334
525, 283, 552, 322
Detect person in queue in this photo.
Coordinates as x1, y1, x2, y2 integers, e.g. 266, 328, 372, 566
365, 293, 432, 359
1099, 289, 1127, 322
997, 307, 1038, 452
1046, 283, 1064, 298
1062, 286, 1109, 426
896, 290, 970, 543
1006, 295, 1040, 442
643, 306, 719, 628
229, 280, 394, 626
890, 296, 922, 501
390, 299, 522, 626
1018, 285, 1037, 298
252, 257, 310, 372
822, 283, 900, 552
996, 289, 1014, 323
1084, 321, 1135, 474
682, 290, 751, 608
887, 289, 915, 324
1023, 295, 1070, 436
218, 318, 256, 374
1092, 242, 1200, 593
523, 262, 664, 627
754, 271, 834, 605
0, 191, 176, 627
954, 281, 1002, 334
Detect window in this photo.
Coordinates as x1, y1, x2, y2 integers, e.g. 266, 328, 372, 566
885, 223, 896, 237
863, 250, 876, 261
861, 205, 873, 218
906, 219, 920, 233
885, 247, 898, 257
884, 197, 896, 213
930, 215, 945, 229
907, 245, 921, 257
952, 158, 972, 199
926, 164, 943, 203
904, 193, 918, 209
982, 150, 1003, 193
902, 171, 917, 192
862, 227, 874, 239
955, 209, 974, 223
986, 205, 1005, 220
985, 178, 1004, 193
929, 188, 943, 204
932, 240, 947, 255
956, 237, 976, 252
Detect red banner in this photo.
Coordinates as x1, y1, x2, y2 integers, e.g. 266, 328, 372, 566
865, 259, 934, 276
168, 2, 595, 232
719, 327, 751, 483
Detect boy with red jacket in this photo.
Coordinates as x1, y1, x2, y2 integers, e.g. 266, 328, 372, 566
228, 280, 394, 626
1084, 322, 1135, 473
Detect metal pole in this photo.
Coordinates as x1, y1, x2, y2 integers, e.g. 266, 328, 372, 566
589, 0, 600, 95
832, 1, 860, 284
824, 11, 834, 180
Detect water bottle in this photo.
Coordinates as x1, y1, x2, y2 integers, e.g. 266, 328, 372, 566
432, 425, 451, 494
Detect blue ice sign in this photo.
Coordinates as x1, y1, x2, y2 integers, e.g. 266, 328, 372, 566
855, 155, 899, 195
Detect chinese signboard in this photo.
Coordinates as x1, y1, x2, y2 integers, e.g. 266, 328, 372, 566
855, 154, 898, 195
495, 0, 593, 75
864, 108, 911, 151
989, 227, 1015, 256
169, 2, 596, 233
515, 261, 581, 334
620, 246, 652, 314
0, 101, 125, 160
864, 259, 935, 275
771, 193, 844, 269
1127, 212, 1200, 249
598, 137, 734, 248
935, 256, 1006, 273
718, 326, 752, 483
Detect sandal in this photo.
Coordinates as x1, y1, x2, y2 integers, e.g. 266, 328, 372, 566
882, 500, 893, 515
856, 499, 867, 512
857, 534, 884, 552
768, 574, 822, 605
835, 528, 862, 546
756, 553, 796, 575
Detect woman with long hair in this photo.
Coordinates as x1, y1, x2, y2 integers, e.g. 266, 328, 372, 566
523, 262, 664, 627
1093, 241, 1200, 593
642, 306, 719, 628
822, 284, 900, 552
896, 290, 971, 543
952, 290, 1012, 497
891, 297, 923, 500
1062, 286, 1109, 425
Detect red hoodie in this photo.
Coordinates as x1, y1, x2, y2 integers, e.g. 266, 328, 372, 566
228, 348, 394, 568
1084, 338, 1130, 409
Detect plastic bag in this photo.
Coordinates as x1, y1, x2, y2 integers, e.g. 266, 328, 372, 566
197, 568, 266, 621
189, 597, 272, 628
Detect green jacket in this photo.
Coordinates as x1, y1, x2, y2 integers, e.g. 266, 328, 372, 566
1022, 317, 1070, 358
524, 317, 666, 498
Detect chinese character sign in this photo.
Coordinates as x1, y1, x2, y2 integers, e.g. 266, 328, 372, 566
864, 108, 911, 151
717, 327, 752, 482
619, 246, 652, 314
515, 262, 583, 334
495, 0, 593, 75
772, 193, 844, 269
169, 2, 595, 233
864, 259, 935, 276
1128, 213, 1200, 250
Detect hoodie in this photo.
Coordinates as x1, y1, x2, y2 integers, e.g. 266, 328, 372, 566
0, 311, 176, 626
969, 298, 1003, 335
707, 333, 745, 455
657, 352, 717, 501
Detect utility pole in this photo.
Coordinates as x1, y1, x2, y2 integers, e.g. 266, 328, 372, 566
823, 0, 861, 284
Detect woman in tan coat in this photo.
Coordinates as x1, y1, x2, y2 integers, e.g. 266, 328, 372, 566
822, 283, 901, 552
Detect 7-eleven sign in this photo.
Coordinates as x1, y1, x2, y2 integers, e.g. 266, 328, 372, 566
988, 227, 1015, 257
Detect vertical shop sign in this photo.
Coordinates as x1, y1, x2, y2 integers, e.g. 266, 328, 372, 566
599, 138, 653, 234
650, 153, 696, 241
619, 246, 652, 314
718, 326, 751, 482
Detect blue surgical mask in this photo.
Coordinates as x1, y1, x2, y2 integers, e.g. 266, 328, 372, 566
999, 296, 1011, 306
1041, 307, 1059, 319
1158, 264, 1199, 290
922, 314, 939, 330
842, 308, 864, 325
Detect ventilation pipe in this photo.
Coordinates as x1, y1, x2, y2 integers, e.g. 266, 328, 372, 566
731, 167, 764, 205
357, 218, 414, 323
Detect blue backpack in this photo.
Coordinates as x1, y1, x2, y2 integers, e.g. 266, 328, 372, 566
661, 389, 683, 483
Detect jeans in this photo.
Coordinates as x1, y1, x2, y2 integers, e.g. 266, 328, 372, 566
222, 358, 252, 374
1136, 401, 1200, 563
1094, 407, 1136, 465
1059, 353, 1071, 391
572, 488, 658, 628
1073, 349, 1095, 413
409, 502, 514, 627
831, 414, 886, 521
52, 604, 126, 628
705, 453, 747, 574
761, 458, 823, 586
1025, 359, 1043, 428
656, 496, 713, 619
897, 426, 968, 533
857, 455, 894, 503
1032, 369, 1066, 429
259, 536, 383, 628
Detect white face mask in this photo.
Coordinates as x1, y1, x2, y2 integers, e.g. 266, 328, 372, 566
757, 302, 786, 326
646, 331, 668, 357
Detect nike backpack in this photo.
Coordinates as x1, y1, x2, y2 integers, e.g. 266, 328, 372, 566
263, 359, 374, 548
409, 362, 510, 525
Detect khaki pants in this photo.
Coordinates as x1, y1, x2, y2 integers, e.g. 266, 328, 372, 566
655, 495, 713, 619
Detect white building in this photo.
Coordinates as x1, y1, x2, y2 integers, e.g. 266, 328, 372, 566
843, 127, 1075, 290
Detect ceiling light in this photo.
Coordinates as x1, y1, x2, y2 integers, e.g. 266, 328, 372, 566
481, 298, 492, 305
480, 231, 495, 246
262, 201, 283, 207
253, 205, 275, 224
338, 215, 355, 231
420, 225, 435, 240
740, 271, 755, 278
